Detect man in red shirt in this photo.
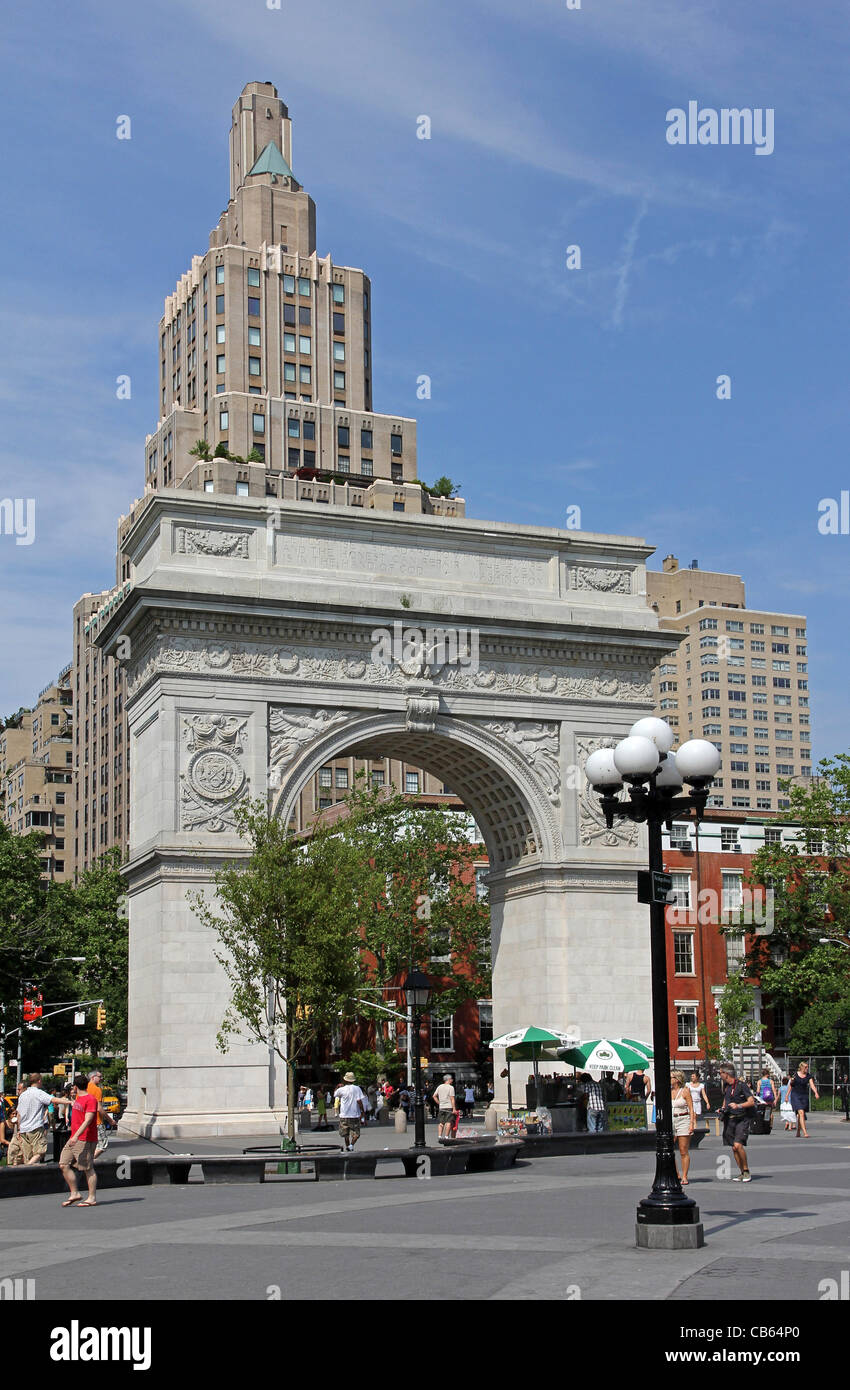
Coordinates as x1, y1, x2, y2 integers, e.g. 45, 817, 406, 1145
58, 1074, 99, 1207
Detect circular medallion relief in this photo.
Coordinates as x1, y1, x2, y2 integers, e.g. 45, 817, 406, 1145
187, 750, 245, 801
272, 649, 300, 676
343, 657, 367, 679
474, 668, 496, 688
206, 643, 231, 669
536, 670, 557, 693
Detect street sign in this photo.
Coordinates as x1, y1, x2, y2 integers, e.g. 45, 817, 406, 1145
53, 1064, 66, 1076
637, 870, 674, 905
74, 1011, 86, 1026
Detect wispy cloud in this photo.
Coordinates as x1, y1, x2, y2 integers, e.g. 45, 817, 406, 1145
611, 195, 650, 329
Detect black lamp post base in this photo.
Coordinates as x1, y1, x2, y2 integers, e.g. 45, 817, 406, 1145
636, 1201, 704, 1249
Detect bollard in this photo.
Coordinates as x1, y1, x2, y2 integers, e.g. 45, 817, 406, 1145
484, 1104, 498, 1133
394, 1108, 407, 1133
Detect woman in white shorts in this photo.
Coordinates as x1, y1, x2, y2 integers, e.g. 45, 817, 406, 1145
671, 1070, 696, 1184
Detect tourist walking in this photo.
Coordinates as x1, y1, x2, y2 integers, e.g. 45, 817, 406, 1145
839, 1073, 850, 1122
87, 1070, 117, 1159
789, 1061, 819, 1138
718, 1064, 755, 1181
59, 1075, 99, 1207
17, 1073, 69, 1165
686, 1071, 711, 1129
756, 1069, 777, 1125
671, 1071, 696, 1184
779, 1076, 794, 1130
463, 1082, 475, 1118
334, 1072, 367, 1151
434, 1073, 457, 1139
4, 1084, 25, 1166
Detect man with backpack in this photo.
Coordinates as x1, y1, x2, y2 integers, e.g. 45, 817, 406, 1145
757, 1068, 777, 1130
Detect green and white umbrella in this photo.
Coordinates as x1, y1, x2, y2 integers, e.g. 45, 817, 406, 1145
489, 1026, 577, 1110
556, 1037, 654, 1075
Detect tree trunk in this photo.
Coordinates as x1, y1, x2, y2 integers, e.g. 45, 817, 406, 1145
286, 1022, 296, 1143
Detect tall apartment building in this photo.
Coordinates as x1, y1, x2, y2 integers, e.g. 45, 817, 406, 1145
647, 555, 812, 812
70, 82, 462, 874
0, 667, 74, 881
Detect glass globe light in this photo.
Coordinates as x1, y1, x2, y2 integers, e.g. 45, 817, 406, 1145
655, 749, 684, 791
585, 747, 623, 789
675, 739, 722, 783
613, 735, 661, 781
629, 717, 675, 755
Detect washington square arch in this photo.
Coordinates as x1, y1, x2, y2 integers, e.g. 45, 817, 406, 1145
98, 492, 676, 1138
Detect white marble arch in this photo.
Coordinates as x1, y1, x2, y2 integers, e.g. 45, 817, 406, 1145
99, 493, 676, 1138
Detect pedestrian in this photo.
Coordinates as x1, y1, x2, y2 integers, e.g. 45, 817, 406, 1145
334, 1071, 367, 1152
686, 1071, 711, 1129
671, 1070, 696, 1184
315, 1088, 328, 1130
296, 1085, 307, 1110
366, 1083, 378, 1122
756, 1069, 777, 1127
59, 1074, 99, 1207
17, 1072, 70, 1165
303, 1086, 313, 1111
839, 1073, 850, 1123
4, 1083, 25, 1166
789, 1061, 819, 1138
601, 1071, 623, 1103
626, 1067, 651, 1100
779, 1076, 794, 1130
718, 1063, 755, 1182
87, 1069, 117, 1159
434, 1073, 457, 1139
579, 1073, 606, 1133
463, 1082, 475, 1118
486, 1081, 494, 1103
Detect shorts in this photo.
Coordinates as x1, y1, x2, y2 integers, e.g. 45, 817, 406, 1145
5, 1135, 24, 1166
19, 1129, 48, 1162
438, 1110, 455, 1125
95, 1125, 110, 1152
338, 1117, 361, 1141
723, 1115, 750, 1148
59, 1139, 96, 1172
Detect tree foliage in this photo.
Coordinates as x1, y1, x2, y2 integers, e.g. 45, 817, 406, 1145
746, 754, 850, 1052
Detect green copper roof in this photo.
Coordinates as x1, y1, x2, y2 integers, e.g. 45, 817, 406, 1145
247, 141, 294, 180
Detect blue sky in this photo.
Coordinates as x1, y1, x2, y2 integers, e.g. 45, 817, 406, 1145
1, 0, 848, 757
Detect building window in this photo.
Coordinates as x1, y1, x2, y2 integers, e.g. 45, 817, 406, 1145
216, 324, 226, 343
338, 426, 350, 447
722, 872, 743, 915
318, 767, 332, 788
478, 1002, 493, 1045
670, 873, 692, 909
236, 482, 249, 497
405, 772, 420, 794
219, 410, 229, 431
725, 932, 746, 971
299, 365, 312, 384
430, 1015, 453, 1051
284, 362, 296, 382
247, 297, 260, 317
298, 335, 311, 355
720, 826, 741, 853
215, 265, 224, 284
252, 412, 265, 434
204, 480, 214, 493
391, 434, 403, 456
333, 342, 345, 362
247, 267, 260, 287
370, 769, 385, 787
335, 768, 349, 789
361, 459, 373, 477
676, 1006, 698, 1050
298, 277, 311, 297
249, 357, 261, 376
393, 501, 404, 511
334, 371, 346, 390
287, 418, 300, 438
332, 283, 345, 304
673, 932, 694, 975
216, 355, 225, 374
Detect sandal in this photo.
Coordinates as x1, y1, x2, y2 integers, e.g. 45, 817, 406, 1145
62, 1195, 81, 1206
77, 1199, 97, 1207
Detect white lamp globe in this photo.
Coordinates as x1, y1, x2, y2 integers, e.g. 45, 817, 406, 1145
629, 717, 675, 755
655, 749, 684, 791
676, 739, 722, 783
584, 747, 623, 789
613, 735, 661, 780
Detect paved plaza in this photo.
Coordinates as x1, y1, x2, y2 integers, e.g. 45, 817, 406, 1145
2, 1116, 848, 1301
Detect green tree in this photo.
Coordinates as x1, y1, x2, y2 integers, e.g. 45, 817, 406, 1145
189, 439, 212, 461
345, 1048, 403, 1089
0, 823, 54, 1011
60, 849, 129, 1052
745, 754, 850, 1052
332, 777, 491, 1052
716, 971, 765, 1074
190, 800, 367, 1141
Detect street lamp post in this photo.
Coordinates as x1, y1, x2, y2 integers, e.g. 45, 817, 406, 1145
404, 969, 433, 1150
585, 717, 721, 1251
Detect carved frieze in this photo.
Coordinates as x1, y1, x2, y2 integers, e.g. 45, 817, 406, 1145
406, 686, 440, 734
483, 721, 560, 806
574, 734, 639, 848
175, 527, 250, 559
179, 714, 249, 833
268, 706, 350, 783
570, 566, 632, 594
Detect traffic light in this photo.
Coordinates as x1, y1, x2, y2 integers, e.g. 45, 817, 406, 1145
96, 1005, 106, 1030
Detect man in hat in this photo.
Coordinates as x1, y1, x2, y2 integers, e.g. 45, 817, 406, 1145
334, 1072, 367, 1152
